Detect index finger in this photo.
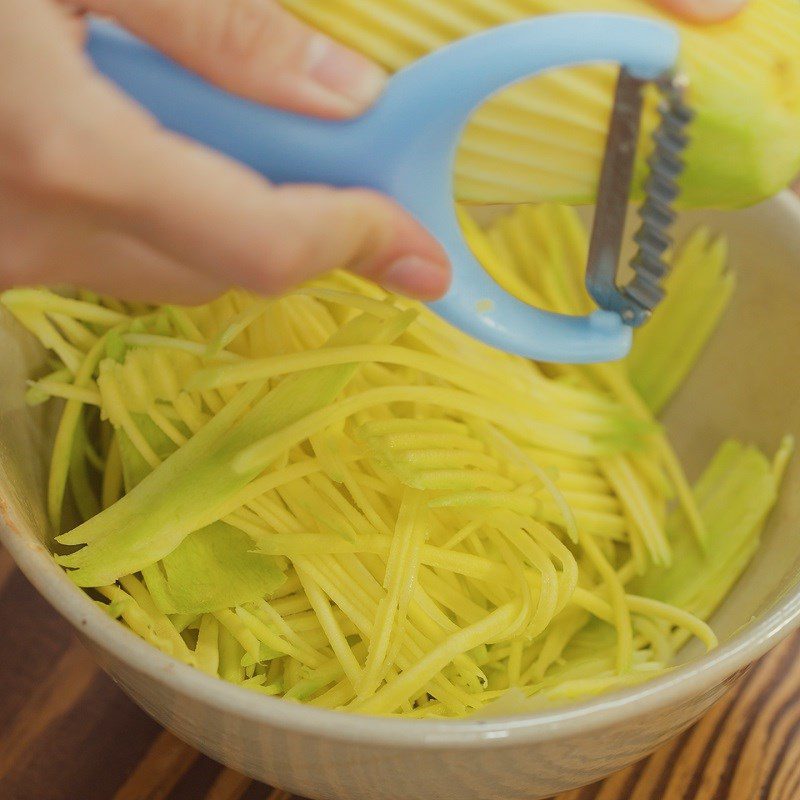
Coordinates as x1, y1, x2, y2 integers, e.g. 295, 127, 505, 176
74, 0, 387, 118
69, 79, 449, 299
650, 0, 746, 21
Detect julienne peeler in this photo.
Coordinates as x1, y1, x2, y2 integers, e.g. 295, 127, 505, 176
85, 13, 692, 364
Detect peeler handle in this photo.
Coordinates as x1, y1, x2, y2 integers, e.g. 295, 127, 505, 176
86, 14, 680, 363
85, 20, 384, 189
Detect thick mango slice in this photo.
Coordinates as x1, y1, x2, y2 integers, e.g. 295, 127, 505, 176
282, 0, 800, 208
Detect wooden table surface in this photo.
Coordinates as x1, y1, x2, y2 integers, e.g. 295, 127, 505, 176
2, 544, 800, 800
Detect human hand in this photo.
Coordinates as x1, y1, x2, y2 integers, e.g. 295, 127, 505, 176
652, 0, 747, 21
0, 0, 450, 305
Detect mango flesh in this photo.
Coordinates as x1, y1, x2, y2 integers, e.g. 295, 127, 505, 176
282, 0, 800, 208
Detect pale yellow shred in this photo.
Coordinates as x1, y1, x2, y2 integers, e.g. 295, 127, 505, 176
3, 201, 788, 718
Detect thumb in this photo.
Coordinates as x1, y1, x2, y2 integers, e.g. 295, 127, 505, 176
651, 0, 747, 22
74, 0, 387, 118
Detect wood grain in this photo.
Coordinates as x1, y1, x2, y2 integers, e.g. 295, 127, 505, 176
2, 550, 800, 800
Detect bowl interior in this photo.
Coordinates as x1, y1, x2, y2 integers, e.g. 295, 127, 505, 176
1, 194, 800, 709
654, 196, 800, 655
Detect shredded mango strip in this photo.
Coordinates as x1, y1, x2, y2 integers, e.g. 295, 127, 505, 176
278, 0, 800, 211
2, 201, 790, 717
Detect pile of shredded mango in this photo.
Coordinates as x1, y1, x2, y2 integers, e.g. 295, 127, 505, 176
1, 204, 792, 717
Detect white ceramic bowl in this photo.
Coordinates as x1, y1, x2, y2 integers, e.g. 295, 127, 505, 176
2, 194, 800, 800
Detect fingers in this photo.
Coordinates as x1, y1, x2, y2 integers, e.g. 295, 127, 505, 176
651, 0, 747, 22
225, 183, 452, 299
6, 0, 447, 305
76, 0, 386, 118
59, 231, 229, 304
51, 74, 449, 301
55, 1, 88, 43
106, 123, 450, 299
0, 190, 225, 305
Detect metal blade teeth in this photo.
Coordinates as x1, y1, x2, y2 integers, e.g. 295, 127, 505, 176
622, 76, 694, 324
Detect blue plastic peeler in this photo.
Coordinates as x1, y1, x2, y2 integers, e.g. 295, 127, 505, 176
85, 13, 691, 364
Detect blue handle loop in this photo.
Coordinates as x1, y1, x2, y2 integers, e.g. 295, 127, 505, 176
86, 14, 680, 363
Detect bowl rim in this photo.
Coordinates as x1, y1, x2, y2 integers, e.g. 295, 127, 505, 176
3, 191, 800, 750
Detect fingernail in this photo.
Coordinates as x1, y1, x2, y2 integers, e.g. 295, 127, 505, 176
382, 256, 451, 300
704, 0, 746, 9
707, 0, 747, 15
304, 35, 387, 114
666, 0, 745, 21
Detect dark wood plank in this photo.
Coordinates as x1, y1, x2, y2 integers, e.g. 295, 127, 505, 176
202, 767, 255, 800
112, 730, 199, 800
0, 546, 16, 591
0, 567, 76, 726
169, 756, 231, 800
